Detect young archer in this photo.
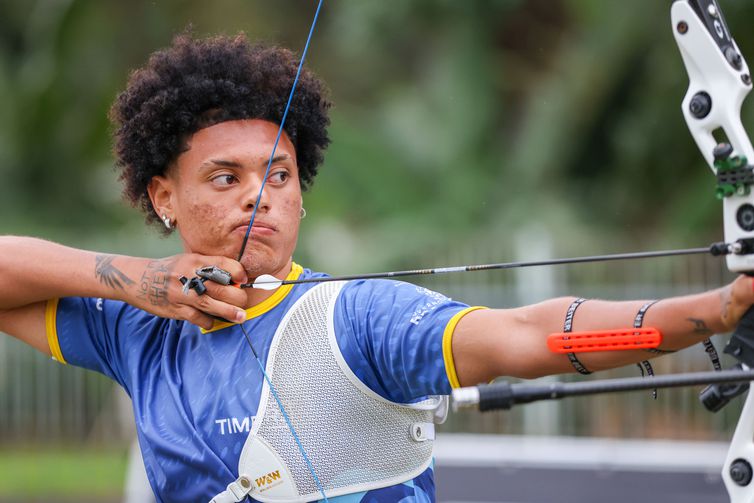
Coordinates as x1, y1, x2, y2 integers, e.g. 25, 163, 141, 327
0, 33, 752, 503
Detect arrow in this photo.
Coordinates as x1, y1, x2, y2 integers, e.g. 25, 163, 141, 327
243, 244, 728, 290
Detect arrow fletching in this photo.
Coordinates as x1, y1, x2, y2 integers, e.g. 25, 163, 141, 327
252, 275, 284, 290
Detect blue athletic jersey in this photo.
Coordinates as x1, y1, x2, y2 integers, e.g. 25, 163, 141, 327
45, 263, 480, 502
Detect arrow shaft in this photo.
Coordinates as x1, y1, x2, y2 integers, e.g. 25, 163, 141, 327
242, 246, 714, 289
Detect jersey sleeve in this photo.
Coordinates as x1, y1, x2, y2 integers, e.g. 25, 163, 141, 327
45, 296, 165, 393
333, 280, 485, 403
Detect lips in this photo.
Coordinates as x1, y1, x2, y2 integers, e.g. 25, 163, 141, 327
235, 220, 277, 235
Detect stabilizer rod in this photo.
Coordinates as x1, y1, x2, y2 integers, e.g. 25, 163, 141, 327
453, 368, 754, 412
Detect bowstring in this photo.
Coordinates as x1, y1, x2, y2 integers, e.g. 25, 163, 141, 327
239, 324, 329, 501
236, 1, 328, 501
237, 0, 324, 262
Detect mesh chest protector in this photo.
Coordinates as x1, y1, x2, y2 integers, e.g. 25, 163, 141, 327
210, 281, 447, 503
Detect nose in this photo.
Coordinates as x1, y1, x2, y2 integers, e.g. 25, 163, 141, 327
242, 175, 271, 213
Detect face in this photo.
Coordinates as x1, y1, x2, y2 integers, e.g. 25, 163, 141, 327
149, 119, 302, 278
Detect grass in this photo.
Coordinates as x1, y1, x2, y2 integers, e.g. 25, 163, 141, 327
0, 448, 127, 501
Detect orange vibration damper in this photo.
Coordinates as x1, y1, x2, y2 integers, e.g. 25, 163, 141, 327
547, 328, 662, 353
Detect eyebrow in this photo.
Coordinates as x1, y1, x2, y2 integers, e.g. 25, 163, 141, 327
200, 154, 291, 172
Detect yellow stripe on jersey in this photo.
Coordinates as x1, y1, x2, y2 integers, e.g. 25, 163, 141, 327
203, 262, 304, 334
45, 298, 67, 364
442, 306, 487, 389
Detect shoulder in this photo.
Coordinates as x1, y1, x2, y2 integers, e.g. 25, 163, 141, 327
339, 279, 450, 301
54, 296, 184, 359
56, 296, 160, 327
337, 279, 452, 321
298, 265, 330, 281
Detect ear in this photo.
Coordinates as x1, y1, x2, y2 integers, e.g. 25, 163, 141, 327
147, 175, 175, 221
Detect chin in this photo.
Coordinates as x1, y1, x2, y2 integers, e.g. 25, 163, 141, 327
241, 253, 275, 277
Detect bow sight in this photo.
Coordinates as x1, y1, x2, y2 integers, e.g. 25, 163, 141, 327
453, 2, 754, 502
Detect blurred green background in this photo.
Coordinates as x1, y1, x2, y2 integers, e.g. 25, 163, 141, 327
2, 0, 754, 500
5, 0, 753, 261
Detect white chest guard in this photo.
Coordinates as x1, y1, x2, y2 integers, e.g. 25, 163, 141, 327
211, 281, 448, 503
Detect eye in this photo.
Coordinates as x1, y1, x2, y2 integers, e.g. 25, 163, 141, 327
210, 174, 237, 187
269, 171, 290, 184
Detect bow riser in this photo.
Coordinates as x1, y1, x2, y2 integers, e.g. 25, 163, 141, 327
673, 0, 754, 273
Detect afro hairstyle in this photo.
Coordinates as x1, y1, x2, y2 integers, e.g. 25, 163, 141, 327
109, 31, 331, 231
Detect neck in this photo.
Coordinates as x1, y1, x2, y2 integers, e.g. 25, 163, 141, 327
243, 259, 294, 308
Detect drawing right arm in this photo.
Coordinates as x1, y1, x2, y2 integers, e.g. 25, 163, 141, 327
0, 236, 248, 355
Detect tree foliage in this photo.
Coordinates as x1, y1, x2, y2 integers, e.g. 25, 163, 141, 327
2, 0, 754, 268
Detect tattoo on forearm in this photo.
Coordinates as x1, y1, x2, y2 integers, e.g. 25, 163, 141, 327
95, 254, 135, 291
136, 260, 171, 306
686, 317, 713, 336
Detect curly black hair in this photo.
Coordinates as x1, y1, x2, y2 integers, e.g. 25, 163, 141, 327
109, 32, 331, 231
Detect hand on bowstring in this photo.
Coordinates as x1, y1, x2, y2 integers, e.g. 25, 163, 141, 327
128, 253, 248, 330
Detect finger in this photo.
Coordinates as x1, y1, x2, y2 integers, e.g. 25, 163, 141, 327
193, 294, 246, 324
201, 256, 247, 284
178, 305, 215, 331
203, 281, 248, 309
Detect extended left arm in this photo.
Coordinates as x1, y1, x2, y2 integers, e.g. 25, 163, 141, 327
450, 275, 754, 386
